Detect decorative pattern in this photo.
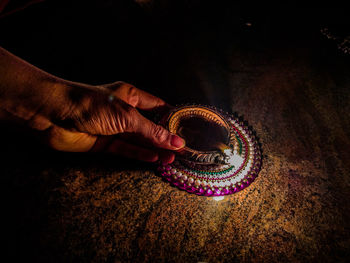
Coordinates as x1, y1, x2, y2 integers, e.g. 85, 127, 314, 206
158, 105, 262, 196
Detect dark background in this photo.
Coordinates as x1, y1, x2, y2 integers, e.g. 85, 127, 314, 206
1, 1, 349, 107
1, 1, 349, 262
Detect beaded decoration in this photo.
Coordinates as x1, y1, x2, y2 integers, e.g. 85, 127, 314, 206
157, 105, 262, 196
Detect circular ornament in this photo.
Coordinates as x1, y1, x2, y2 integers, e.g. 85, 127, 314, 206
157, 105, 262, 196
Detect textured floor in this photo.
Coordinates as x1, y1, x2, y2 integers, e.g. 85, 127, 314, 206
1, 2, 350, 262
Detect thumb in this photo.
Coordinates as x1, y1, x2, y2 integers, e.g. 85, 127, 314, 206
126, 108, 185, 151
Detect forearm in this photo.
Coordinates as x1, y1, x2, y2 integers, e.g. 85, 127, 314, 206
0, 47, 80, 129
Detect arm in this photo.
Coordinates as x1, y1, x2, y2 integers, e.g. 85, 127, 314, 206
0, 46, 185, 162
0, 46, 75, 129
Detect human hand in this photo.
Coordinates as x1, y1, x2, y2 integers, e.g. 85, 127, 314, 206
1, 47, 183, 163
45, 81, 185, 163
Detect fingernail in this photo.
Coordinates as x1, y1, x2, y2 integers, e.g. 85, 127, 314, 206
171, 135, 185, 148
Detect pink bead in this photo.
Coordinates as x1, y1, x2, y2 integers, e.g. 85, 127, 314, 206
206, 188, 213, 195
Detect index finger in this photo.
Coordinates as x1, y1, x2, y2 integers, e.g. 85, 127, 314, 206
111, 82, 167, 111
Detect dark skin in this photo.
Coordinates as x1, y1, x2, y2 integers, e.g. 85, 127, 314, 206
0, 47, 185, 163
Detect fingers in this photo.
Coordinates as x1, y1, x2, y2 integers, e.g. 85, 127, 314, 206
93, 135, 175, 163
106, 139, 157, 162
108, 82, 166, 110
159, 150, 175, 164
108, 140, 175, 163
46, 126, 97, 152
126, 108, 186, 151
67, 82, 184, 154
